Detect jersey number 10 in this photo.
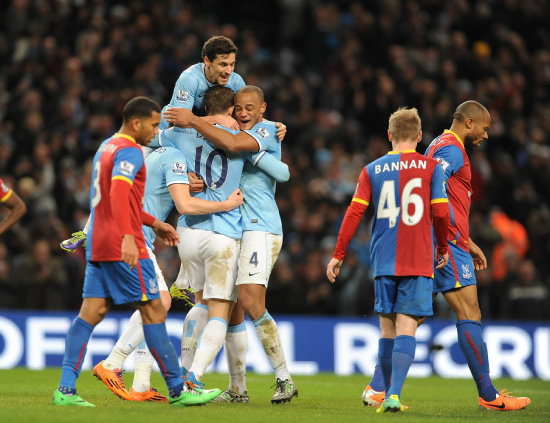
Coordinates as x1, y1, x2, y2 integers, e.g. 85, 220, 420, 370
194, 146, 228, 190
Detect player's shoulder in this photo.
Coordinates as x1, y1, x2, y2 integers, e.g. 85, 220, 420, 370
250, 120, 277, 140
228, 71, 246, 89
178, 63, 204, 86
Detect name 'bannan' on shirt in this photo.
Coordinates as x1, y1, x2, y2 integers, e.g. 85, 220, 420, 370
374, 159, 427, 174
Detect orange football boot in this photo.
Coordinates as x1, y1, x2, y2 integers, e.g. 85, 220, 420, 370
92, 360, 130, 400
129, 387, 168, 402
362, 385, 385, 407
479, 389, 531, 411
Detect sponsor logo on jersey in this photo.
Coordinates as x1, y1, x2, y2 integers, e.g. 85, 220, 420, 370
462, 264, 472, 279
118, 160, 135, 176
176, 89, 190, 102
436, 158, 450, 172
172, 161, 186, 175
255, 127, 269, 139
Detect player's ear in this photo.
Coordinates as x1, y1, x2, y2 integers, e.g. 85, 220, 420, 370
465, 117, 473, 129
416, 131, 422, 143
203, 56, 210, 66
260, 102, 267, 114
387, 130, 393, 142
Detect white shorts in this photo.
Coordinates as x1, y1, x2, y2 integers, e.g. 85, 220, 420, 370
177, 227, 240, 302
146, 246, 168, 292
236, 231, 282, 287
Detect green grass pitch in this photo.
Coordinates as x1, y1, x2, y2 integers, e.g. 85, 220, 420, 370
1, 368, 548, 423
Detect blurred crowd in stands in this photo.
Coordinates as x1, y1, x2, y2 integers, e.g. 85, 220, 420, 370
0, 0, 549, 320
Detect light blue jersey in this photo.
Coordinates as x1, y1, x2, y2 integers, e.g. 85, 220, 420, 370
160, 126, 251, 239
142, 146, 189, 248
240, 121, 283, 235
160, 62, 245, 130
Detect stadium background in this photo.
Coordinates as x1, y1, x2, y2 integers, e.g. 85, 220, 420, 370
0, 0, 549, 377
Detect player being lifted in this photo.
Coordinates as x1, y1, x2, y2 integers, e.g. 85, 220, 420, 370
164, 85, 296, 404
52, 96, 220, 407
160, 87, 288, 394
327, 107, 450, 413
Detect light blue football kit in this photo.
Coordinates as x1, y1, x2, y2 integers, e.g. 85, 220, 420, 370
160, 62, 245, 130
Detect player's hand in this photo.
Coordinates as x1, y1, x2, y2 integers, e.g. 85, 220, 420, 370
225, 188, 243, 211
204, 114, 239, 131
469, 239, 487, 271
188, 172, 206, 193
121, 234, 139, 270
326, 257, 343, 283
163, 107, 194, 128
152, 221, 179, 247
435, 252, 449, 270
274, 121, 287, 142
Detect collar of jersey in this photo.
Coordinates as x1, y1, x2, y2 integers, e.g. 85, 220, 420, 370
444, 129, 464, 146
114, 133, 136, 143
388, 149, 416, 155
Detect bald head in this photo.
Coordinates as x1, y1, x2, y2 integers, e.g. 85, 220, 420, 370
237, 85, 264, 103
452, 100, 488, 124
450, 100, 491, 148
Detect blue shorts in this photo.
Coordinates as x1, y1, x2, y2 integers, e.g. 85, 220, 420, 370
433, 242, 477, 293
374, 276, 433, 317
82, 259, 160, 305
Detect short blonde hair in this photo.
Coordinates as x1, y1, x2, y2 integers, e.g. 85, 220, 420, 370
388, 107, 421, 141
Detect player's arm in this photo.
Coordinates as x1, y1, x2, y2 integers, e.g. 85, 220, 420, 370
109, 147, 145, 268
163, 108, 260, 152
0, 185, 26, 235
327, 168, 371, 283
252, 151, 290, 182
430, 144, 464, 181
430, 164, 450, 269
469, 237, 487, 271
202, 114, 240, 131
168, 183, 243, 215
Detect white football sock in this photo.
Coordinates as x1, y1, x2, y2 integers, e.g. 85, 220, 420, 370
181, 303, 209, 370
189, 317, 228, 380
104, 310, 144, 370
254, 311, 291, 382
82, 214, 92, 236
132, 342, 154, 393
225, 321, 248, 394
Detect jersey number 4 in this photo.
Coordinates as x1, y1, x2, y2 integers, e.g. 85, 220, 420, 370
377, 178, 423, 228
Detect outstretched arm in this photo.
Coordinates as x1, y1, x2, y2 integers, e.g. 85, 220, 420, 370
254, 152, 290, 182
0, 189, 26, 236
168, 183, 243, 215
163, 108, 259, 153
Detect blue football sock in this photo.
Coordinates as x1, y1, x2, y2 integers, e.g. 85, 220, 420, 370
378, 338, 394, 393
143, 323, 183, 398
368, 363, 385, 392
58, 317, 94, 390
456, 320, 498, 401
387, 335, 415, 398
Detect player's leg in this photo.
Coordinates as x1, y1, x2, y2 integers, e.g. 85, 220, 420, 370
185, 230, 239, 387
180, 291, 208, 374
238, 231, 296, 404
212, 303, 250, 403
129, 249, 171, 401
187, 298, 234, 386
53, 262, 110, 406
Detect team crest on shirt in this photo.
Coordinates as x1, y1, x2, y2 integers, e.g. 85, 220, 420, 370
462, 264, 472, 279
176, 89, 190, 102
172, 161, 186, 175
255, 127, 269, 139
1, 182, 8, 192
148, 278, 159, 294
118, 160, 135, 176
